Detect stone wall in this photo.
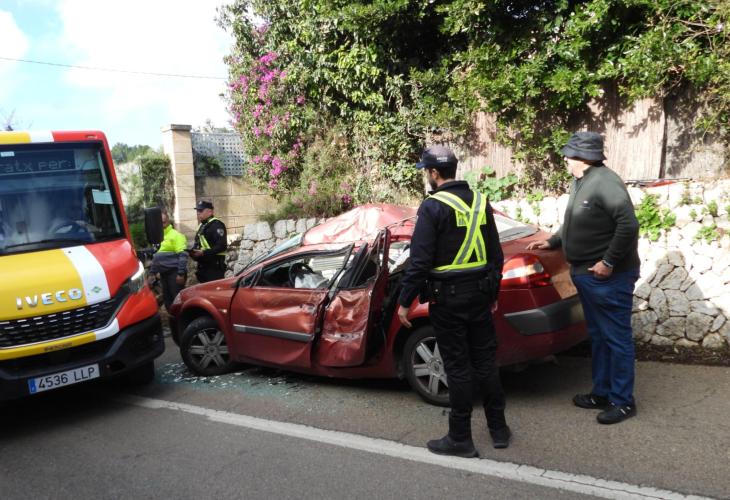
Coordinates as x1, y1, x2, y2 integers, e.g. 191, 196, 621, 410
227, 218, 326, 276
228, 179, 730, 350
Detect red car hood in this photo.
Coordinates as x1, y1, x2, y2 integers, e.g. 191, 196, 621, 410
303, 204, 417, 245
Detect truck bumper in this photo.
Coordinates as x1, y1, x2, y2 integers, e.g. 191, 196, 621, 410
0, 313, 164, 401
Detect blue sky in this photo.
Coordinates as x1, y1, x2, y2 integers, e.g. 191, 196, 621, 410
0, 0, 233, 148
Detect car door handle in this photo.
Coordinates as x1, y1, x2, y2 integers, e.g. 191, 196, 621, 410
300, 303, 316, 313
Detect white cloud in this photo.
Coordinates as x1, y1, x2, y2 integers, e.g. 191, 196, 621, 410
56, 0, 233, 132
0, 10, 30, 101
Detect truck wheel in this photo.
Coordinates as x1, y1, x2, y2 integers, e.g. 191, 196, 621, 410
124, 361, 155, 385
180, 316, 236, 376
403, 326, 450, 406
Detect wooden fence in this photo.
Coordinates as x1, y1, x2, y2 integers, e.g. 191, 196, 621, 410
453, 86, 727, 183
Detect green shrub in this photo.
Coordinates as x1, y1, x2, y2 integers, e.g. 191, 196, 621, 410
193, 152, 223, 176
129, 222, 148, 249
139, 152, 174, 210
636, 194, 676, 241
465, 166, 518, 202
707, 200, 719, 217
695, 224, 721, 243
679, 182, 692, 206
221, 1, 730, 197
526, 191, 545, 216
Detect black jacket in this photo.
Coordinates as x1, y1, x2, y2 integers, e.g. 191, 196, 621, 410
193, 217, 227, 265
398, 180, 504, 308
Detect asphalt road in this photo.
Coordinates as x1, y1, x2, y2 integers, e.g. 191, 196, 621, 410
2, 338, 728, 499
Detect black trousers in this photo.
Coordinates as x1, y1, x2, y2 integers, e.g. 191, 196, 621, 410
196, 258, 226, 283
160, 270, 184, 312
429, 282, 507, 441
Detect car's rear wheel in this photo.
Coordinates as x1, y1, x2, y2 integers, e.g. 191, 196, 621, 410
403, 326, 450, 406
180, 317, 236, 376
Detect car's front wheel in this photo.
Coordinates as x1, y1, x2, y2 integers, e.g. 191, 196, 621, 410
403, 326, 450, 406
180, 317, 236, 376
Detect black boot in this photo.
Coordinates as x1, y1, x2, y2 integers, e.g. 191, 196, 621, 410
426, 435, 479, 458
490, 426, 511, 449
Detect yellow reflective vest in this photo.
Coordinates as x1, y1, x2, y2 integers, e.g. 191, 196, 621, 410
428, 191, 488, 272
197, 217, 227, 256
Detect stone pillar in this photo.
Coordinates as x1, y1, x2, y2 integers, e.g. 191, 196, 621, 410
161, 124, 197, 238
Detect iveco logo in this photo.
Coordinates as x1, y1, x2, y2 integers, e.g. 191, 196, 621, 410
15, 288, 83, 310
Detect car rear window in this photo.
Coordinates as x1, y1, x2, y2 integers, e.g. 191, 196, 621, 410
495, 214, 538, 242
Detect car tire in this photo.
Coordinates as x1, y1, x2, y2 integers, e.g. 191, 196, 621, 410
180, 316, 236, 376
123, 361, 155, 385
403, 326, 450, 407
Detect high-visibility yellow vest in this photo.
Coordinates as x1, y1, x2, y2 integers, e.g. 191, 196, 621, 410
429, 191, 488, 272
197, 217, 227, 256
157, 224, 187, 254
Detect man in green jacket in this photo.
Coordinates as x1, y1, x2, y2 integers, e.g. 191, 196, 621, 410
527, 131, 640, 425
150, 210, 188, 311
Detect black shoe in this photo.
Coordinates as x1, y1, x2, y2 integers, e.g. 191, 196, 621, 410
490, 426, 511, 449
426, 435, 479, 458
573, 393, 610, 410
597, 403, 637, 424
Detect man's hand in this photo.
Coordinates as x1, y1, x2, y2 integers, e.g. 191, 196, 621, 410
397, 305, 412, 328
175, 274, 186, 285
190, 249, 204, 259
588, 260, 613, 279
491, 301, 498, 314
526, 239, 551, 250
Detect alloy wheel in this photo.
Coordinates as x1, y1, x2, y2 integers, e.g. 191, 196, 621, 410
410, 336, 449, 400
187, 327, 230, 371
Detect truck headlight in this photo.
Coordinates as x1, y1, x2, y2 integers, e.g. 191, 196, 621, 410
127, 261, 146, 294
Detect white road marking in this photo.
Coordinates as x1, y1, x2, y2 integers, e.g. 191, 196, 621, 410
118, 395, 710, 500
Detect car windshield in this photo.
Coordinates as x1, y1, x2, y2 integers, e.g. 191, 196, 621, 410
494, 213, 538, 242
0, 141, 124, 255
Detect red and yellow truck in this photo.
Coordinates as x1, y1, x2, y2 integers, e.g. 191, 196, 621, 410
0, 130, 164, 399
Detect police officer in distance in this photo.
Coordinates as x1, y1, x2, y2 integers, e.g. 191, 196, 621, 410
190, 200, 228, 283
397, 145, 511, 456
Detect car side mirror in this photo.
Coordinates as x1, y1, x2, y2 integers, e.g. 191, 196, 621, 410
144, 207, 163, 246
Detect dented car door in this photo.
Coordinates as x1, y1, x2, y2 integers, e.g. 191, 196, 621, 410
229, 248, 351, 369
316, 230, 391, 367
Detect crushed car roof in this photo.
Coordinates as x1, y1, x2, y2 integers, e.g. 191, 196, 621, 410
303, 204, 417, 245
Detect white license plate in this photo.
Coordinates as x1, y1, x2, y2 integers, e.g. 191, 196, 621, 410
28, 364, 100, 394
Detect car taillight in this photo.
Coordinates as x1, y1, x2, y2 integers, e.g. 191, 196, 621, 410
501, 254, 552, 289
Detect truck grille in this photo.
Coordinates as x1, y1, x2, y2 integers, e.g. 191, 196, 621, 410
0, 290, 128, 349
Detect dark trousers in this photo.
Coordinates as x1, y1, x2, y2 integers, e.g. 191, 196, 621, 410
160, 270, 184, 312
196, 258, 226, 283
572, 269, 640, 406
429, 283, 507, 441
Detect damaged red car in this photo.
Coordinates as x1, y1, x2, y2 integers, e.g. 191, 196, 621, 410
168, 204, 586, 405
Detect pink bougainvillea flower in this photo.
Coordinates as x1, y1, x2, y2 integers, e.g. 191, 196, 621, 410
296, 95, 305, 105
253, 127, 261, 137
268, 179, 279, 189
308, 181, 318, 196
258, 52, 278, 65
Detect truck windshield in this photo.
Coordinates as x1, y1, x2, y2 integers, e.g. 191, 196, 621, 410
0, 141, 124, 255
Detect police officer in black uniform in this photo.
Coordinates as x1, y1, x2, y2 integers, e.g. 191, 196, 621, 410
397, 145, 510, 456
190, 200, 228, 283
